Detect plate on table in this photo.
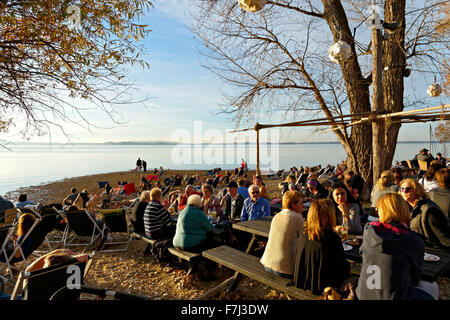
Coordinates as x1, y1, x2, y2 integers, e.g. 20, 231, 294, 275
342, 243, 353, 251
424, 253, 440, 262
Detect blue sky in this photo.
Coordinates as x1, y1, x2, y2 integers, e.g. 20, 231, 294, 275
3, 1, 448, 144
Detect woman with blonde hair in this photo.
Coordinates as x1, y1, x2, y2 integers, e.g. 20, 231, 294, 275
0, 213, 37, 262
399, 178, 450, 248
293, 199, 350, 295
260, 191, 304, 279
370, 170, 399, 209
357, 193, 439, 300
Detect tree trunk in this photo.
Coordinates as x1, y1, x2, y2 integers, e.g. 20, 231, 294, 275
322, 0, 372, 183
382, 0, 406, 169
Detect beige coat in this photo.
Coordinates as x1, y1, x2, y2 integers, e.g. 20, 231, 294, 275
260, 209, 304, 275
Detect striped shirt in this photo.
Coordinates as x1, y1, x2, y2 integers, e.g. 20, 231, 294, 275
144, 200, 172, 237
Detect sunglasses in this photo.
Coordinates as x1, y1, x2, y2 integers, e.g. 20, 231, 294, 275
400, 187, 414, 193
251, 191, 260, 194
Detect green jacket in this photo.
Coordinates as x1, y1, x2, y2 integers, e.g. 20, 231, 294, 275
172, 204, 214, 248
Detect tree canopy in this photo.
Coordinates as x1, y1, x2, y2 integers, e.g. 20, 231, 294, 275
0, 0, 153, 139
191, 0, 449, 182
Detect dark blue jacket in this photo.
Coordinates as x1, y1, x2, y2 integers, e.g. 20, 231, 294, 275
356, 222, 424, 300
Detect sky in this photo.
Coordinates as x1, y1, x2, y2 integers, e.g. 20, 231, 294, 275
2, 0, 448, 145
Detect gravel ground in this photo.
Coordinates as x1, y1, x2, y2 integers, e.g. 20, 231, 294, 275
2, 169, 449, 300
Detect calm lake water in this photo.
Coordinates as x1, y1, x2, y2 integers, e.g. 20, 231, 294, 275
0, 142, 442, 196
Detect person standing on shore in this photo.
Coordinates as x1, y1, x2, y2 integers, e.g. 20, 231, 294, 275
142, 160, 147, 173
136, 157, 142, 172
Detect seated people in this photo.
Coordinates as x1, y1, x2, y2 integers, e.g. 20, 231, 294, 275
304, 179, 329, 201
138, 174, 151, 192
220, 181, 245, 221
240, 184, 271, 221
370, 170, 399, 209
344, 170, 365, 199
62, 188, 78, 208
177, 185, 201, 212
144, 188, 176, 240
25, 249, 89, 273
400, 178, 450, 249
237, 179, 250, 200
172, 194, 216, 253
428, 168, 449, 218
391, 167, 404, 187
293, 199, 351, 295
328, 182, 363, 234
254, 176, 272, 201
130, 191, 151, 233
418, 162, 444, 192
261, 191, 304, 279
14, 194, 35, 208
201, 183, 223, 218
356, 193, 439, 300
0, 213, 36, 263
278, 175, 298, 196
0, 195, 14, 213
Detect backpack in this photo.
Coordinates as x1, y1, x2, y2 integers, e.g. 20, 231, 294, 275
152, 239, 173, 262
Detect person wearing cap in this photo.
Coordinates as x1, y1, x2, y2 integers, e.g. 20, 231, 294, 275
435, 152, 446, 167
412, 148, 434, 176
220, 181, 245, 221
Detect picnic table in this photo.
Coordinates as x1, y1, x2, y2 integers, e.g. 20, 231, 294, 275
232, 218, 450, 282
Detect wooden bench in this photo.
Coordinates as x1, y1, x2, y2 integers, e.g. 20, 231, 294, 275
132, 231, 200, 275
201, 245, 318, 300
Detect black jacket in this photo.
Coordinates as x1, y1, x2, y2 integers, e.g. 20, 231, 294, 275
293, 229, 350, 295
410, 198, 450, 249
356, 222, 424, 300
224, 194, 245, 220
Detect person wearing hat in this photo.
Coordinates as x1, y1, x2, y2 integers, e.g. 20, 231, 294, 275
220, 181, 245, 221
435, 152, 446, 167
413, 148, 434, 177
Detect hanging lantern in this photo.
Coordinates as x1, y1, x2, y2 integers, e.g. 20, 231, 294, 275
427, 83, 442, 97
238, 0, 267, 12
328, 40, 352, 64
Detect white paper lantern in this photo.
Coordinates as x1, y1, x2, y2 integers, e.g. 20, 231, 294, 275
328, 40, 352, 64
238, 0, 267, 12
427, 83, 442, 97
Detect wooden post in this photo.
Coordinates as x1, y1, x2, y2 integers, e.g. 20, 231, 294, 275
371, 24, 385, 184
255, 123, 260, 177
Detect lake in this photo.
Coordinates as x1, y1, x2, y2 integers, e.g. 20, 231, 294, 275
0, 142, 442, 195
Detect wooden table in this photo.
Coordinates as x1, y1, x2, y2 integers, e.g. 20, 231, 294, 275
342, 237, 450, 282
233, 219, 450, 282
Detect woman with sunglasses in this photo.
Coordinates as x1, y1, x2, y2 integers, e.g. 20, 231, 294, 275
328, 182, 363, 234
399, 178, 450, 249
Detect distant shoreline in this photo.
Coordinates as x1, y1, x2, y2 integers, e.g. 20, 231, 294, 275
3, 140, 442, 146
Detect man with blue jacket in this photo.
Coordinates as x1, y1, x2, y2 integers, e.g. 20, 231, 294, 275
241, 184, 271, 221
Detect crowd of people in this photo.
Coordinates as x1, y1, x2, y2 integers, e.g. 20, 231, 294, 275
1, 149, 449, 300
